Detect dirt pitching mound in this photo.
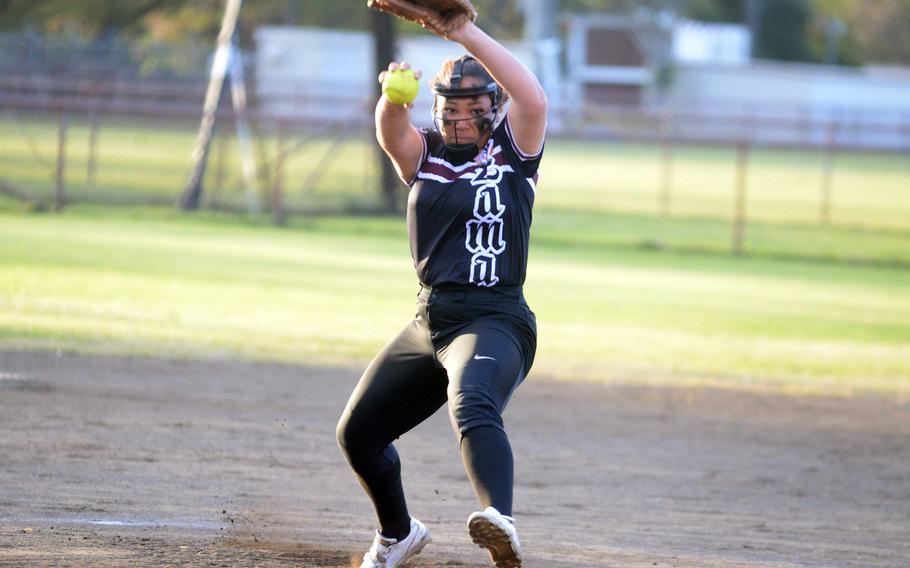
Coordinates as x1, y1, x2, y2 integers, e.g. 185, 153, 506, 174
1, 350, 908, 567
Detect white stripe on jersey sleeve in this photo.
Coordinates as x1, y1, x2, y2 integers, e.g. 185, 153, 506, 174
407, 131, 430, 187
417, 172, 455, 184
504, 115, 544, 161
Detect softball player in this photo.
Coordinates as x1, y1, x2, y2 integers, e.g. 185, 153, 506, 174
336, 18, 547, 568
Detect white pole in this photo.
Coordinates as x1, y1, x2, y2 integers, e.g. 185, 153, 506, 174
228, 43, 260, 216
180, 0, 244, 210
522, 0, 561, 125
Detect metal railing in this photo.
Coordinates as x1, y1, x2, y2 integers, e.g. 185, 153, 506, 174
2, 76, 908, 265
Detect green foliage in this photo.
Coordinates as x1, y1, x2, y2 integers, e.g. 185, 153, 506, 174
686, 0, 744, 22
749, 0, 910, 65
849, 0, 910, 65
755, 0, 812, 61
0, 0, 190, 37
0, 0, 525, 44
3, 0, 908, 64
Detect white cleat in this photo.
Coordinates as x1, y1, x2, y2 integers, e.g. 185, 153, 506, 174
360, 517, 431, 568
467, 507, 522, 568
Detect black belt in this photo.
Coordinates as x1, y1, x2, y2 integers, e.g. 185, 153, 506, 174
418, 282, 524, 302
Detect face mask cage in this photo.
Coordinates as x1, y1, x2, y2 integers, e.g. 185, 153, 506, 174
430, 55, 502, 149
432, 106, 498, 146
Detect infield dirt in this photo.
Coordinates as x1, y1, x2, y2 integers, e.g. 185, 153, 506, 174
1, 350, 908, 567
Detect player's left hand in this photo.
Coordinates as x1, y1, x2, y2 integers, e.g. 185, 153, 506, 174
443, 18, 475, 44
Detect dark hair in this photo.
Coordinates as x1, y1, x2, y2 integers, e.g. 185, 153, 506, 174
430, 55, 509, 107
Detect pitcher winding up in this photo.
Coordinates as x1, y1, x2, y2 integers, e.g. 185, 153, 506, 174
337, 1, 547, 566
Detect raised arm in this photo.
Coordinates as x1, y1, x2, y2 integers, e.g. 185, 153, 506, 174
375, 62, 425, 184
448, 22, 548, 156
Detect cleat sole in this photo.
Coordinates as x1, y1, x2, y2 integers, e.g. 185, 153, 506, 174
468, 516, 521, 568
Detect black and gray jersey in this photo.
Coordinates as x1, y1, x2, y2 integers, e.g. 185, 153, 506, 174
406, 114, 543, 288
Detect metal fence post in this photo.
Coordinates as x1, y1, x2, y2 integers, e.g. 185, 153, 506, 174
55, 112, 67, 211
659, 111, 673, 217
213, 128, 226, 205
272, 120, 286, 225
733, 142, 749, 255
819, 121, 836, 225
87, 112, 99, 185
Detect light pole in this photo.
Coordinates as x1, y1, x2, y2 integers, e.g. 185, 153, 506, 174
825, 18, 847, 66
745, 0, 763, 58
180, 0, 244, 211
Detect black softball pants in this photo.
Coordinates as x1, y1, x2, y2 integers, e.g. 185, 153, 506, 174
336, 284, 536, 539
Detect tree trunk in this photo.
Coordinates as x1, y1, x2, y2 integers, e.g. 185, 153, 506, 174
371, 9, 400, 212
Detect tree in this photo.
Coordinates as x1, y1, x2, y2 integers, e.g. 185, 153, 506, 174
371, 9, 400, 211
0, 0, 191, 36
849, 0, 910, 65
5, 0, 907, 65
686, 0, 744, 22
755, 0, 811, 61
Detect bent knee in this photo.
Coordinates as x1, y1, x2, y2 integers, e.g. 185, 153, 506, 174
336, 413, 368, 458
336, 413, 400, 475
448, 389, 504, 435
335, 415, 353, 455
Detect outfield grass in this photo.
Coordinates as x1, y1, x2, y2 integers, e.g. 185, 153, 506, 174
2, 112, 909, 264
1, 201, 908, 395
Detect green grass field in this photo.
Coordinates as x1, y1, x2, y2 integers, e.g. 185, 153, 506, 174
2, 201, 908, 395
2, 112, 909, 264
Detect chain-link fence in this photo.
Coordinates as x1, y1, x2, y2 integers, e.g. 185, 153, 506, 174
1, 28, 907, 267
0, 30, 210, 81
0, 107, 381, 211
4, 100, 908, 266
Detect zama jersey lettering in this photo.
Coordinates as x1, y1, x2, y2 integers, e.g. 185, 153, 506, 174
407, 114, 543, 288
